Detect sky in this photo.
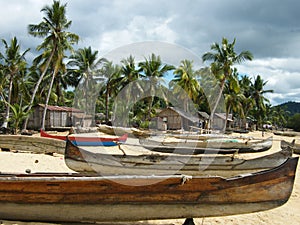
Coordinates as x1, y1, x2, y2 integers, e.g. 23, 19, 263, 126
1, 0, 300, 106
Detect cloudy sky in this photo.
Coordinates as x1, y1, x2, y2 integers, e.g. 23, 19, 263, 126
1, 0, 300, 106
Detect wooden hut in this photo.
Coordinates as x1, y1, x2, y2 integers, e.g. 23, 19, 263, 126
156, 107, 200, 131
213, 113, 233, 130
27, 104, 92, 130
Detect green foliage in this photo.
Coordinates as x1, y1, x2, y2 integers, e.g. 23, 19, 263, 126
277, 101, 300, 116
287, 113, 300, 131
8, 102, 31, 134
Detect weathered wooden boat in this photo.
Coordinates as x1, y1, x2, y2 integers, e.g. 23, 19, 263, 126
0, 135, 65, 154
171, 133, 236, 141
40, 129, 128, 146
0, 156, 297, 223
65, 139, 292, 176
97, 124, 151, 137
139, 136, 273, 154
281, 139, 300, 154
274, 130, 297, 137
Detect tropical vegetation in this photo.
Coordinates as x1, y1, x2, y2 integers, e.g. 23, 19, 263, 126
0, 0, 294, 133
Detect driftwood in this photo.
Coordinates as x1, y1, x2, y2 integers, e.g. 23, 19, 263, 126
0, 135, 65, 154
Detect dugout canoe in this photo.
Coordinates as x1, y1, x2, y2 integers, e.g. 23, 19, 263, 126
40, 129, 128, 146
139, 136, 273, 154
281, 139, 300, 154
0, 156, 297, 223
65, 138, 292, 176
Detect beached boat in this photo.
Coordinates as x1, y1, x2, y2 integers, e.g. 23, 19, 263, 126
40, 129, 128, 146
0, 135, 65, 154
97, 124, 151, 137
274, 130, 297, 137
139, 136, 273, 154
65, 139, 292, 176
171, 133, 254, 141
0, 156, 297, 223
281, 139, 300, 154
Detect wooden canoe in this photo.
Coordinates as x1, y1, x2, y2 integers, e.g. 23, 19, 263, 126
281, 139, 300, 154
40, 129, 128, 146
0, 135, 65, 154
65, 139, 292, 176
97, 124, 152, 137
171, 133, 249, 141
0, 156, 297, 223
139, 136, 273, 154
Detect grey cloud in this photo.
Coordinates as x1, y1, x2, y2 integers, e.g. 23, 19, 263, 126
1, 0, 300, 105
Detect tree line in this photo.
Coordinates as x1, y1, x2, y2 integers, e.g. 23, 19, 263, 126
0, 0, 287, 134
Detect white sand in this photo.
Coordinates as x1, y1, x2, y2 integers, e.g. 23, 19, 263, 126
0, 131, 299, 225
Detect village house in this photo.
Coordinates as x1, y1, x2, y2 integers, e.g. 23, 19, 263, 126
27, 104, 93, 130
156, 107, 201, 131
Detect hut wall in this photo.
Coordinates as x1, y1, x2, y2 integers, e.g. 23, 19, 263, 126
27, 107, 42, 130
158, 109, 182, 130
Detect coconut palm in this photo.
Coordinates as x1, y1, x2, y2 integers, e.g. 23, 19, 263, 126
120, 55, 143, 100
25, 0, 79, 130
100, 61, 122, 123
67, 46, 107, 87
202, 38, 253, 130
138, 53, 175, 120
170, 60, 200, 112
222, 68, 244, 129
250, 75, 273, 128
67, 47, 107, 123
0, 37, 29, 130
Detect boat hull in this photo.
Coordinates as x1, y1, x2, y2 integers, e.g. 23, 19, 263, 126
0, 201, 287, 222
65, 139, 292, 176
0, 157, 297, 222
139, 137, 273, 154
40, 129, 128, 146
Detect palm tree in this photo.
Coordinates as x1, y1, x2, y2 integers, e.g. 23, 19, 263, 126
0, 37, 29, 130
120, 55, 143, 99
138, 53, 175, 120
224, 73, 245, 129
239, 75, 255, 128
67, 47, 107, 124
100, 61, 122, 123
202, 38, 253, 130
171, 60, 200, 112
250, 75, 273, 128
271, 106, 288, 129
67, 46, 107, 87
25, 0, 79, 130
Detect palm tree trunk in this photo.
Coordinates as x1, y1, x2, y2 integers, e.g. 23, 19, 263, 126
22, 49, 55, 131
41, 70, 56, 130
208, 80, 225, 130
224, 109, 229, 132
1, 76, 13, 129
105, 85, 110, 123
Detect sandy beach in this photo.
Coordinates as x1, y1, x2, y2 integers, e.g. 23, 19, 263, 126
0, 130, 299, 225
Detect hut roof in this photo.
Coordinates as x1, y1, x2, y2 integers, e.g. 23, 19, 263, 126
37, 104, 83, 113
198, 111, 209, 119
165, 107, 199, 123
215, 113, 233, 122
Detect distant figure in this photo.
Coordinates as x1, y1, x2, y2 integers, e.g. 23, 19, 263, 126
69, 127, 75, 135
